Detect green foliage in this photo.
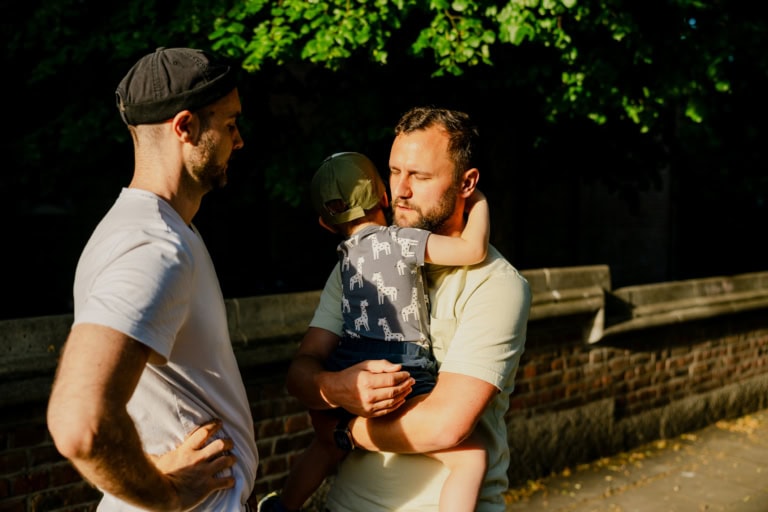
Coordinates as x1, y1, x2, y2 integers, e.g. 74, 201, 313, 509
211, 0, 412, 70
211, 0, 573, 76
410, 0, 496, 76
209, 0, 739, 136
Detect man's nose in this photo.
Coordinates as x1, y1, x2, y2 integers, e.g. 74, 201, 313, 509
391, 174, 410, 198
233, 129, 244, 150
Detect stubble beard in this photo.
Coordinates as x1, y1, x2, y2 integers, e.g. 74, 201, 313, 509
189, 131, 229, 191
393, 185, 458, 233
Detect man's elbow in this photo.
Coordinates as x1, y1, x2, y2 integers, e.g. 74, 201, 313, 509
286, 352, 329, 401
285, 374, 300, 398
47, 403, 97, 461
285, 356, 310, 398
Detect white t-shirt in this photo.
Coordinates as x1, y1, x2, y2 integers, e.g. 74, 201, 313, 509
73, 188, 258, 511
311, 245, 531, 512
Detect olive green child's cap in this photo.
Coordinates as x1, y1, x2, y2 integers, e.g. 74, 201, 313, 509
310, 152, 387, 226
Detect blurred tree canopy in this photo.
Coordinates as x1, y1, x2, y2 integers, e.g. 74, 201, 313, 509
210, 0, 721, 132
3, 0, 767, 318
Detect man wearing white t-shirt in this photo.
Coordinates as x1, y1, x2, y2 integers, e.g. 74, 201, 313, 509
284, 107, 531, 511
47, 47, 258, 511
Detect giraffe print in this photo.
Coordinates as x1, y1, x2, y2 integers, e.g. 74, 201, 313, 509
378, 317, 405, 341
401, 286, 420, 323
354, 299, 369, 331
344, 234, 360, 248
341, 294, 350, 313
396, 259, 407, 276
349, 256, 364, 290
369, 234, 391, 260
372, 272, 397, 305
390, 230, 419, 257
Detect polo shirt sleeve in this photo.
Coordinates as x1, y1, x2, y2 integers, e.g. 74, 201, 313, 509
309, 262, 345, 336
437, 265, 531, 392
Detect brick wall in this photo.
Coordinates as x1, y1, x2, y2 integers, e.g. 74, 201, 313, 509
513, 314, 768, 418
2, 267, 767, 511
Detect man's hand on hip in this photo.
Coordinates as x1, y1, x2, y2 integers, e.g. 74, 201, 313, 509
151, 419, 236, 510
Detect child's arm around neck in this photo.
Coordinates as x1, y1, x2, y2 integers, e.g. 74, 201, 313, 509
423, 189, 489, 266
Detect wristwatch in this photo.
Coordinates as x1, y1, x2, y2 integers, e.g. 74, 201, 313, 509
333, 413, 356, 451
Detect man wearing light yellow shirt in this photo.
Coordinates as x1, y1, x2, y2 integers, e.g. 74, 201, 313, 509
285, 106, 531, 512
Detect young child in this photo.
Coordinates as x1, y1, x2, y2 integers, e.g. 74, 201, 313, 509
258, 152, 490, 512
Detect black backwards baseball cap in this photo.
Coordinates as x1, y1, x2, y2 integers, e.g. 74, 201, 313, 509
115, 47, 237, 125
311, 152, 387, 226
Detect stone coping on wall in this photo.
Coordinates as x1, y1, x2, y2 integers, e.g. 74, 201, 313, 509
225, 291, 321, 368
602, 271, 768, 337
521, 265, 611, 343
517, 267, 768, 343
0, 292, 322, 407
0, 291, 322, 379
0, 266, 613, 377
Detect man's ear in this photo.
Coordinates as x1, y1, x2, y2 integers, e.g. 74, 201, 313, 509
459, 168, 480, 198
172, 110, 198, 143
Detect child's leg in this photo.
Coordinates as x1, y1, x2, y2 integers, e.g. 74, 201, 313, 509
426, 430, 487, 512
276, 410, 349, 511
394, 394, 488, 512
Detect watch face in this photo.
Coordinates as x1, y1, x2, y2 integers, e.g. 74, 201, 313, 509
334, 428, 354, 451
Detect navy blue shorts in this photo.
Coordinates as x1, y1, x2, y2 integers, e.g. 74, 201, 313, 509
326, 337, 437, 398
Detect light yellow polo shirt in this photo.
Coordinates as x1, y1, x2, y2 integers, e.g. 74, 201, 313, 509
310, 245, 531, 512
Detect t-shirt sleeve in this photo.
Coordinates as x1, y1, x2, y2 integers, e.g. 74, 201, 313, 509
75, 232, 193, 362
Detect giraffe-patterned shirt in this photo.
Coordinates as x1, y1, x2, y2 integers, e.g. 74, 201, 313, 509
338, 224, 431, 348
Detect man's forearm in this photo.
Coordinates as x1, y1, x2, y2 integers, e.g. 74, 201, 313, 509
348, 398, 469, 454
349, 372, 497, 453
72, 410, 179, 510
286, 354, 337, 410
47, 326, 177, 509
